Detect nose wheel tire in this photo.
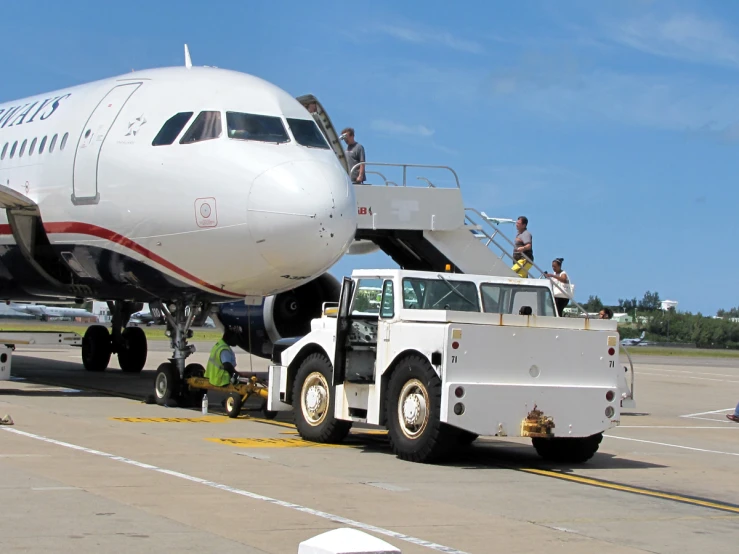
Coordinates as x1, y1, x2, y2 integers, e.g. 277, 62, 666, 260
154, 362, 179, 406
180, 363, 205, 408
117, 326, 148, 373
386, 355, 455, 463
292, 353, 351, 443
82, 325, 112, 372
225, 392, 243, 418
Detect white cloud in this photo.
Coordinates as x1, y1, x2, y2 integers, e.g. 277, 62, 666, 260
479, 165, 604, 208
371, 119, 435, 137
606, 13, 739, 68
489, 68, 739, 137
376, 24, 484, 54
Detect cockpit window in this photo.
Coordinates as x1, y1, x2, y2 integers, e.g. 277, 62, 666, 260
153, 112, 193, 146
180, 111, 222, 144
226, 112, 289, 144
286, 118, 329, 149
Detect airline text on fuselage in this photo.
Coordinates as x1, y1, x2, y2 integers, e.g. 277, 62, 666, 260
0, 93, 72, 130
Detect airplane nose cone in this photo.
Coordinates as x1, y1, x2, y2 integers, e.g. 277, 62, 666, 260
248, 160, 356, 280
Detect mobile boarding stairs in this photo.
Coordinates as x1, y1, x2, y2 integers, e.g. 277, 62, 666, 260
346, 162, 636, 410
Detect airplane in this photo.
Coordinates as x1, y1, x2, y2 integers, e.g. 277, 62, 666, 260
0, 46, 357, 389
8, 302, 96, 321
129, 304, 165, 327
621, 331, 646, 346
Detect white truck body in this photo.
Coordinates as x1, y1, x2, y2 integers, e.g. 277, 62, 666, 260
268, 269, 627, 462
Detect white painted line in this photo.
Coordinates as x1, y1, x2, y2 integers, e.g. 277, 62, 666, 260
682, 408, 734, 418
0, 454, 50, 458
605, 435, 739, 457
31, 486, 78, 491
364, 482, 409, 492
2, 428, 467, 554
681, 416, 735, 424
641, 368, 739, 378
637, 372, 739, 384
615, 426, 739, 429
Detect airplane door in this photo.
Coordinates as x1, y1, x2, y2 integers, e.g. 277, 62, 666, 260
72, 82, 142, 205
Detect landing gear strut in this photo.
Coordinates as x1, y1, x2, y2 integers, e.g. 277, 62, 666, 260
81, 301, 148, 373
152, 298, 211, 407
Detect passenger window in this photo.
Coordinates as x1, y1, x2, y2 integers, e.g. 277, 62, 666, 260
480, 284, 556, 317
1, 142, 8, 160
29, 138, 37, 156
402, 277, 479, 312
19, 139, 27, 157
180, 111, 222, 144
286, 118, 329, 149
351, 278, 383, 315
153, 112, 193, 146
49, 134, 58, 152
380, 280, 395, 318
10, 141, 17, 158
226, 112, 289, 143
511, 291, 538, 316
403, 279, 422, 309
480, 284, 504, 314
60, 133, 68, 150
39, 136, 47, 154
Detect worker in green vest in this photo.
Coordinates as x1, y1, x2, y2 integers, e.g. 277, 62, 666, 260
204, 328, 239, 387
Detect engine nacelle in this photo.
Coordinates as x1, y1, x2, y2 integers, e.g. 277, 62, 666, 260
214, 273, 341, 359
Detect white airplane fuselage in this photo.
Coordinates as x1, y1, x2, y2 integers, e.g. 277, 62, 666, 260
0, 66, 356, 303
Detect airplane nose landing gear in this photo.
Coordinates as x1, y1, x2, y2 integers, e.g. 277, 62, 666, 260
151, 299, 211, 407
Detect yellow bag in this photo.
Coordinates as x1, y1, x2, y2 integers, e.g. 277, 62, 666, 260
511, 258, 532, 278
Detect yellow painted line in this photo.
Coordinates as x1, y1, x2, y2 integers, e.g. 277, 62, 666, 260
110, 416, 230, 423
240, 416, 296, 429
206, 437, 353, 449
520, 468, 739, 515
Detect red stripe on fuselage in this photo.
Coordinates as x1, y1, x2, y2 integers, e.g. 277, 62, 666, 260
0, 221, 242, 298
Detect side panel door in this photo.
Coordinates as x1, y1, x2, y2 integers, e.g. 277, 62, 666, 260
332, 277, 354, 386
72, 82, 142, 204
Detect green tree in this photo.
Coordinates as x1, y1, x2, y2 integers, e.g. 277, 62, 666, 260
638, 290, 661, 311
619, 297, 638, 312
583, 295, 603, 312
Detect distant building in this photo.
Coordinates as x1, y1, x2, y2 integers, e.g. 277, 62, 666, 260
661, 300, 678, 311
92, 301, 112, 323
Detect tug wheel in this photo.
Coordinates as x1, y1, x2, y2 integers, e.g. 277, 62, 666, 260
386, 355, 456, 463
532, 433, 603, 463
292, 353, 351, 443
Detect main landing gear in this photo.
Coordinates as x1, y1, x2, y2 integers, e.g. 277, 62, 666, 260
82, 301, 148, 373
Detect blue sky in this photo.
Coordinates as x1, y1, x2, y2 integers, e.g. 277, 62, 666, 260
2, 0, 737, 315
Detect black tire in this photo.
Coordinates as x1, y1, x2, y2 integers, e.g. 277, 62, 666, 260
532, 433, 603, 463
82, 325, 112, 372
225, 392, 243, 418
386, 355, 456, 463
180, 363, 205, 407
117, 326, 148, 373
292, 353, 351, 443
154, 362, 179, 406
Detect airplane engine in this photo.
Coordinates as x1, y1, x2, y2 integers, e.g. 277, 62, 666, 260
214, 273, 341, 359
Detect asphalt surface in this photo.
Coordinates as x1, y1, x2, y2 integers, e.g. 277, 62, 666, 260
0, 344, 738, 553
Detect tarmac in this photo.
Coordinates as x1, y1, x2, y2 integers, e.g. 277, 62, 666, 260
1, 342, 738, 553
